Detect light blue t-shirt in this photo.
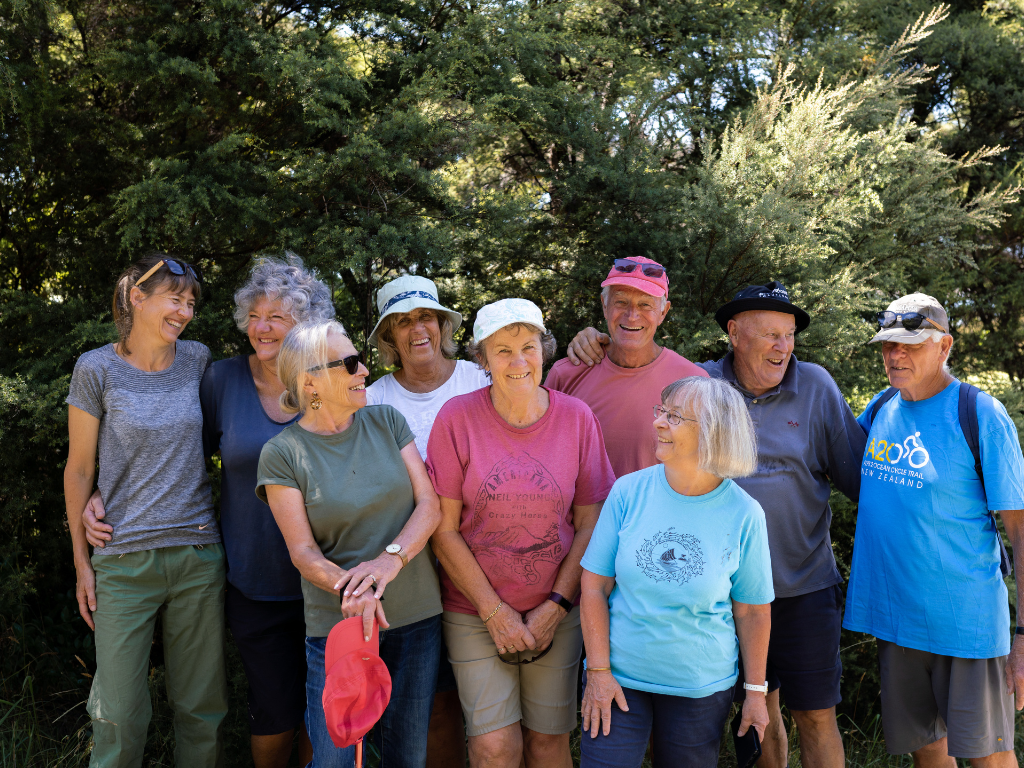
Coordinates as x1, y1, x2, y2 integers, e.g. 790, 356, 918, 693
581, 466, 774, 697
844, 380, 1024, 658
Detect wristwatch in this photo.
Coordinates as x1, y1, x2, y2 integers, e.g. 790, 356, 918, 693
385, 543, 408, 568
548, 592, 574, 612
743, 681, 769, 694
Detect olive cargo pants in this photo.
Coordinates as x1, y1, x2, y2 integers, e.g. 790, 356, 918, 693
87, 544, 228, 768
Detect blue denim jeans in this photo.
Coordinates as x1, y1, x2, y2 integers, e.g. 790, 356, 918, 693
580, 680, 733, 768
305, 614, 441, 768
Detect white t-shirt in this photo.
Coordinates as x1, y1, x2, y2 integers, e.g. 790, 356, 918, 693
365, 360, 490, 461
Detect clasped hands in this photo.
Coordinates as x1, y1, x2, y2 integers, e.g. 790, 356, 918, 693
483, 599, 565, 656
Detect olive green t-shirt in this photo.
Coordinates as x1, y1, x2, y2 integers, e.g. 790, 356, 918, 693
256, 405, 442, 636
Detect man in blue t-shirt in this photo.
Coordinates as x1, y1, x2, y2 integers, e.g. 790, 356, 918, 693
845, 293, 1024, 766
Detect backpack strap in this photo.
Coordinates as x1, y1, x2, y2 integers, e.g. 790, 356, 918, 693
958, 381, 1012, 578
957, 381, 983, 482
868, 387, 899, 426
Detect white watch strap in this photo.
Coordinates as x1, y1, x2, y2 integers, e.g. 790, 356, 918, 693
743, 681, 769, 693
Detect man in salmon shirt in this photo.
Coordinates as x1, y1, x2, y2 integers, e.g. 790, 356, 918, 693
544, 257, 708, 479
563, 279, 867, 768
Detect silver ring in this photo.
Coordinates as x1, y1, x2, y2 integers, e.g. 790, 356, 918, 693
369, 574, 377, 585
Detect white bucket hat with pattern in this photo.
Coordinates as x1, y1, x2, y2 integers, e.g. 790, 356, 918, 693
473, 298, 547, 343
367, 275, 463, 348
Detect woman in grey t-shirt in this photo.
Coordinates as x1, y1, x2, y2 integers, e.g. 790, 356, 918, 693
64, 254, 227, 768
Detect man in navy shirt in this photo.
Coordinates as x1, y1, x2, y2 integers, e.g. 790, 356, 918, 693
845, 293, 1024, 765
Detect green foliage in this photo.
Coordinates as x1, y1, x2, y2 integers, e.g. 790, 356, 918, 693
3, 0, 1024, 763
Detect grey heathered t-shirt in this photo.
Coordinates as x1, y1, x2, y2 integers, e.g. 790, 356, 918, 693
66, 341, 220, 555
699, 353, 867, 598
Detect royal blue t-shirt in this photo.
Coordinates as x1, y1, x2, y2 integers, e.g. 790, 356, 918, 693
200, 355, 302, 601
844, 380, 1024, 658
581, 466, 774, 697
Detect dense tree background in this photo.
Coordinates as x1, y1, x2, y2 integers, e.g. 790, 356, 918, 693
2, 0, 1023, 764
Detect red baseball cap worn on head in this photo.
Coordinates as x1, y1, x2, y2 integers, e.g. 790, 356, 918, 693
600, 256, 669, 298
322, 617, 392, 749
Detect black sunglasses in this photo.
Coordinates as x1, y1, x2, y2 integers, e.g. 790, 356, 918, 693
135, 258, 202, 287
308, 352, 364, 375
498, 643, 552, 666
612, 258, 665, 278
876, 311, 946, 333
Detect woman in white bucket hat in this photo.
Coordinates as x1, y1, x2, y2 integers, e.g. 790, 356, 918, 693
426, 299, 616, 768
365, 275, 489, 766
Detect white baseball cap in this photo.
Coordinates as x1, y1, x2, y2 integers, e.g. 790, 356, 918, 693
367, 275, 463, 348
869, 293, 950, 345
473, 299, 546, 343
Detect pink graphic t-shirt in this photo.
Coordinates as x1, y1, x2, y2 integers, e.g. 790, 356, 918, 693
427, 387, 616, 615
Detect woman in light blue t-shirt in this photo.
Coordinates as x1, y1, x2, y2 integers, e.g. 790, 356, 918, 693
579, 376, 775, 768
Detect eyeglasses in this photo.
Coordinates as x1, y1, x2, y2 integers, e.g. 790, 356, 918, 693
498, 643, 552, 666
876, 311, 946, 333
653, 405, 696, 426
612, 259, 665, 278
308, 352, 364, 375
135, 259, 202, 287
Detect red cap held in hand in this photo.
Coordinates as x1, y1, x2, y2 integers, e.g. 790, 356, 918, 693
322, 616, 392, 749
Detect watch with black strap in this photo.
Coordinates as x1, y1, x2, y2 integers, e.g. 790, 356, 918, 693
1015, 626, 1024, 636
548, 592, 574, 613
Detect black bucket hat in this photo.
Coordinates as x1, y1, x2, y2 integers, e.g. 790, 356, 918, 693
714, 281, 811, 334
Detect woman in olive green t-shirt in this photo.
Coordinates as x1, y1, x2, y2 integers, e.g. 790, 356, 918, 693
256, 320, 442, 768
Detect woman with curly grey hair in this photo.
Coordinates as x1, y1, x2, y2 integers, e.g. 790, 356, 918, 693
83, 253, 334, 768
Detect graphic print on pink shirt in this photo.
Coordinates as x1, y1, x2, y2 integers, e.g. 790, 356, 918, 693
470, 452, 566, 587
427, 387, 616, 615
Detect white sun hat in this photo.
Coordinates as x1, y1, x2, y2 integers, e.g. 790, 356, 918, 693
473, 298, 547, 343
367, 275, 463, 348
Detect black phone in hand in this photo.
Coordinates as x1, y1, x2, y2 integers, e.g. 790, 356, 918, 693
731, 710, 762, 768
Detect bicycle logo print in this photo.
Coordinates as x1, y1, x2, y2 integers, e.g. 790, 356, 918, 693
862, 431, 931, 488
866, 432, 930, 468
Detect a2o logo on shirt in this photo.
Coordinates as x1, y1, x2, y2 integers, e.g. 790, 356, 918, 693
865, 432, 930, 469
636, 528, 705, 585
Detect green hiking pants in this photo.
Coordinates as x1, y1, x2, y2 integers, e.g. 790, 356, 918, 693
87, 544, 228, 768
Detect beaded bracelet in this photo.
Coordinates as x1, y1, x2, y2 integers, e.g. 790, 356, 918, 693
483, 601, 504, 623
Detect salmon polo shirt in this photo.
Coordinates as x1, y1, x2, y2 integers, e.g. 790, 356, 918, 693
544, 348, 708, 478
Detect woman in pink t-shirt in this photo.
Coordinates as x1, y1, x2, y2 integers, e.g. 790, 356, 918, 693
427, 299, 616, 768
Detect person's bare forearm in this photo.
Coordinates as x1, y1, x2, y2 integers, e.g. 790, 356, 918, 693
390, 497, 441, 562
64, 468, 95, 566
431, 529, 501, 616
288, 542, 344, 594
734, 603, 771, 685
550, 523, 594, 601
580, 577, 613, 667
1001, 510, 1024, 620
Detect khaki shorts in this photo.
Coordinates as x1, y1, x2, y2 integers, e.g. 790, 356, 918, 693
442, 607, 582, 737
878, 639, 1015, 758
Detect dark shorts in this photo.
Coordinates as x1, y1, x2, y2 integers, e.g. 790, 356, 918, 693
737, 583, 843, 712
225, 583, 307, 736
580, 678, 733, 768
878, 640, 1015, 758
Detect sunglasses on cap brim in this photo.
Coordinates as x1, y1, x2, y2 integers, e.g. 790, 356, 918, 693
135, 259, 203, 287
308, 352, 364, 375
876, 311, 946, 333
612, 259, 665, 278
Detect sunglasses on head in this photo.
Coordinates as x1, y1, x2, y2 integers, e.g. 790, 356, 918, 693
612, 259, 665, 278
135, 258, 202, 287
876, 311, 946, 333
308, 352, 364, 375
